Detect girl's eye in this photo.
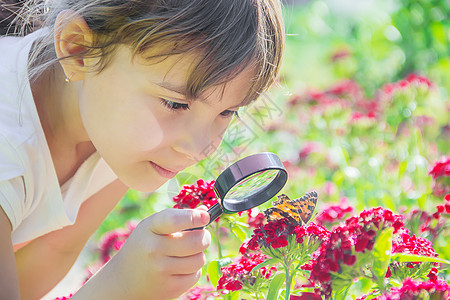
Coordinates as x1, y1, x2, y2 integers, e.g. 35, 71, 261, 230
220, 110, 239, 118
160, 99, 190, 111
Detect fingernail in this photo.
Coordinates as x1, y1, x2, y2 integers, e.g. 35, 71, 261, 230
200, 211, 210, 225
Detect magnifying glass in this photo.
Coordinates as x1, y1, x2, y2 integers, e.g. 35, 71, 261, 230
188, 152, 288, 231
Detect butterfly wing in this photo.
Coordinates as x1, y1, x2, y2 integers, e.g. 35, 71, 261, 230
264, 194, 302, 224
292, 191, 318, 224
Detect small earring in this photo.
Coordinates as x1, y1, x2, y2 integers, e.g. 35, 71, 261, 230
64, 73, 73, 83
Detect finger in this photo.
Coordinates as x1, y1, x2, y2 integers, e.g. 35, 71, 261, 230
164, 229, 211, 257
150, 208, 210, 235
196, 205, 208, 212
162, 253, 206, 275
166, 271, 202, 299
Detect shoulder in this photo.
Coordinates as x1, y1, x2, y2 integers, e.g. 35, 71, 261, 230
0, 30, 48, 180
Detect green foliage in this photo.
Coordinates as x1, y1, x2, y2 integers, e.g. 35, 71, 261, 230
267, 273, 286, 300
372, 228, 394, 291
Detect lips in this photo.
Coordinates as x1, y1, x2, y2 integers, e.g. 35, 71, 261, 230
149, 161, 179, 179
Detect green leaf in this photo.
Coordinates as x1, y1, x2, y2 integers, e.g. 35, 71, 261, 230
234, 221, 250, 228
207, 258, 233, 288
391, 253, 450, 265
217, 257, 233, 267
334, 284, 352, 300
229, 291, 240, 300
207, 260, 220, 288
267, 273, 286, 300
372, 228, 394, 290
230, 223, 247, 242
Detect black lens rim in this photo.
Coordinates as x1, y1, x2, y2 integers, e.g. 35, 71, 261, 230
213, 152, 288, 213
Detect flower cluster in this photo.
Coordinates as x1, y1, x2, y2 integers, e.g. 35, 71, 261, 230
429, 157, 450, 197
310, 225, 356, 298
404, 193, 450, 241
310, 208, 404, 299
428, 157, 450, 179
217, 252, 276, 292
392, 230, 437, 258
381, 73, 433, 97
173, 179, 218, 209
315, 202, 354, 228
293, 223, 331, 245
288, 80, 377, 119
379, 278, 450, 300
239, 219, 330, 254
246, 210, 265, 228
387, 229, 438, 280
346, 207, 404, 252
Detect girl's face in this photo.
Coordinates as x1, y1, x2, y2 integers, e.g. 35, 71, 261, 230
79, 46, 252, 192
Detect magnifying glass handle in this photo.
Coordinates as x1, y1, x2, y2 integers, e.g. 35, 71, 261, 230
185, 203, 223, 231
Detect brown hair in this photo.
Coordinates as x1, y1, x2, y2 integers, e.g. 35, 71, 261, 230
15, 0, 285, 104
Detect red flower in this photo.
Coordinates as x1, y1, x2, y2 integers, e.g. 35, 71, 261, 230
380, 278, 450, 299
429, 157, 450, 179
330, 48, 351, 62
310, 208, 404, 299
247, 211, 266, 228
241, 218, 330, 256
381, 73, 434, 98
316, 203, 354, 227
404, 194, 450, 241
173, 179, 218, 210
98, 222, 136, 264
299, 142, 322, 160
392, 230, 437, 269
217, 253, 275, 292
427, 267, 439, 282
386, 267, 392, 278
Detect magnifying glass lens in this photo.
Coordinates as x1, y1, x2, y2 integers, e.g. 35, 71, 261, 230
223, 169, 279, 204
221, 169, 285, 213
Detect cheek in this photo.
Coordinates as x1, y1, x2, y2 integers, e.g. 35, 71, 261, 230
78, 81, 166, 155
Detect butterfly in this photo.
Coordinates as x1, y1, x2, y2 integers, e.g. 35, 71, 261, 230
264, 191, 318, 225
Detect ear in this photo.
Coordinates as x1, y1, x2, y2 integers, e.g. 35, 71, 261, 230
54, 10, 97, 81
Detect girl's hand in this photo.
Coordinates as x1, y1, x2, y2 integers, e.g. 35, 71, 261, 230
107, 207, 211, 299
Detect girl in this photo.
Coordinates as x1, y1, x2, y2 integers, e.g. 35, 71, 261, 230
0, 0, 284, 299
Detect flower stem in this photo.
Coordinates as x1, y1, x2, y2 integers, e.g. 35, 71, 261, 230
215, 223, 223, 259
285, 263, 292, 300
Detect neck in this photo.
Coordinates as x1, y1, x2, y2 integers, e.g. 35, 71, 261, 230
30, 65, 96, 185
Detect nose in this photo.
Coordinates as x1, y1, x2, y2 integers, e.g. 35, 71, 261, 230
172, 121, 217, 163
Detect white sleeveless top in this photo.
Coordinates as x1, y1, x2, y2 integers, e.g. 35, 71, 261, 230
0, 29, 118, 245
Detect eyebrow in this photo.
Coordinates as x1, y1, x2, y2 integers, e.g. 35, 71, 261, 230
156, 81, 187, 97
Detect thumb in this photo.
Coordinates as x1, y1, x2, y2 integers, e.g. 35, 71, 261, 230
149, 208, 210, 235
